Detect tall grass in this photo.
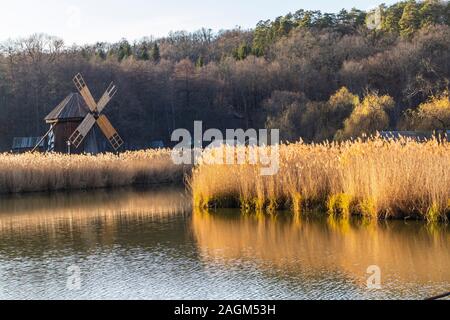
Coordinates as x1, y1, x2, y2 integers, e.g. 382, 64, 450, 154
0, 150, 188, 194
190, 137, 450, 222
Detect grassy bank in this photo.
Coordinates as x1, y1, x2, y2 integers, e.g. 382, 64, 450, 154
0, 150, 189, 194
190, 137, 450, 222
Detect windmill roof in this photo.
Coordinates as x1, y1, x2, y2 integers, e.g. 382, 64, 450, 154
45, 93, 90, 122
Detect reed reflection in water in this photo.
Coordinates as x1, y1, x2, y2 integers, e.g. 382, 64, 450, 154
0, 188, 449, 299
192, 209, 450, 299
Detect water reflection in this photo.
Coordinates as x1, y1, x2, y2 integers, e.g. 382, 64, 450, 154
192, 209, 450, 298
0, 187, 190, 257
0, 189, 449, 299
0, 187, 190, 227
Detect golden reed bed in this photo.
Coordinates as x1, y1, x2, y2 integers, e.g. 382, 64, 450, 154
0, 150, 189, 194
190, 137, 450, 222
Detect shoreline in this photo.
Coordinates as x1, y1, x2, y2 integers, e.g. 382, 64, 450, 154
3, 138, 450, 223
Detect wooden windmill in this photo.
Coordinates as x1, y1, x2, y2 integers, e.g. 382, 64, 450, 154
34, 73, 124, 154
69, 73, 124, 151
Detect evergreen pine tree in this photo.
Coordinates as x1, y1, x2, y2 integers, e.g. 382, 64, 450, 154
349, 8, 367, 28
337, 9, 350, 25
445, 1, 450, 25
151, 43, 161, 62
237, 43, 251, 60
196, 55, 204, 68
399, 0, 421, 38
278, 14, 294, 36
117, 39, 132, 61
94, 43, 107, 60
252, 20, 271, 57
419, 0, 443, 27
298, 11, 313, 28
138, 44, 150, 60
382, 2, 408, 33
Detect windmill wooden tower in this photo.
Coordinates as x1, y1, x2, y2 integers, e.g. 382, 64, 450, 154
34, 74, 124, 154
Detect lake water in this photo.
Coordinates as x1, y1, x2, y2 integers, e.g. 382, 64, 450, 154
0, 187, 449, 300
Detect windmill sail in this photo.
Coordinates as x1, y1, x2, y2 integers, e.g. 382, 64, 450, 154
69, 113, 97, 148
97, 83, 117, 113
73, 73, 98, 112
96, 115, 124, 150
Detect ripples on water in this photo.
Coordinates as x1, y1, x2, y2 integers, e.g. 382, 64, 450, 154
0, 188, 449, 300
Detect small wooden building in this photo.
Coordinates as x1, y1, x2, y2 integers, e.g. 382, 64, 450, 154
12, 137, 45, 153
45, 93, 106, 154
380, 131, 450, 142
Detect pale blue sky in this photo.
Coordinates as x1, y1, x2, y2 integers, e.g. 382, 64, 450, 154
1, 0, 398, 45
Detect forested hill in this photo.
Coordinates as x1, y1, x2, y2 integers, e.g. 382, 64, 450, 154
1, 0, 450, 150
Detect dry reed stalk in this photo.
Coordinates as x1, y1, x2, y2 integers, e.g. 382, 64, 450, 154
190, 137, 450, 222
0, 150, 188, 194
